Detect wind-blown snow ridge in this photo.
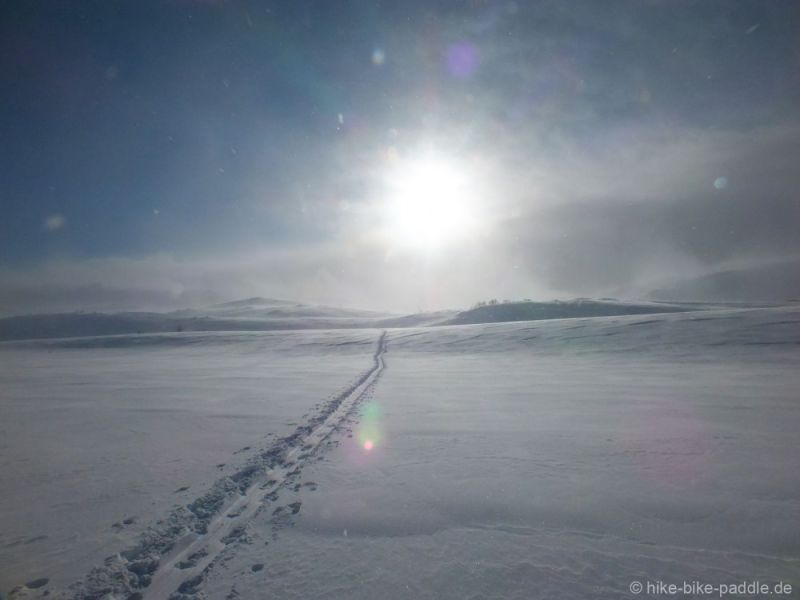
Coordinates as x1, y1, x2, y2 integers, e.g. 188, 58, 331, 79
208, 297, 295, 308
441, 298, 703, 326
0, 297, 721, 342
61, 331, 388, 600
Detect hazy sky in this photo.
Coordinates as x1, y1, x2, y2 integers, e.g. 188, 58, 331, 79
2, 1, 799, 314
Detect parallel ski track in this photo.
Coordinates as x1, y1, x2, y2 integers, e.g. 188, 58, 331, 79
141, 330, 388, 599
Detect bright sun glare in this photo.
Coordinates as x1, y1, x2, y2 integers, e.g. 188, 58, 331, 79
383, 154, 479, 251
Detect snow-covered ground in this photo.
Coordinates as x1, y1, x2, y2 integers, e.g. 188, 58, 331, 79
0, 329, 378, 596
0, 297, 713, 341
2, 307, 799, 598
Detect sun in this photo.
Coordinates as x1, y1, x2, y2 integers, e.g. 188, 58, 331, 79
382, 153, 479, 251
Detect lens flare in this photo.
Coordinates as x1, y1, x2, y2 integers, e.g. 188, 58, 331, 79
446, 42, 480, 78
357, 402, 383, 453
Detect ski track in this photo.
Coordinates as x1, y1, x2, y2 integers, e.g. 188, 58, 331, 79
60, 330, 387, 600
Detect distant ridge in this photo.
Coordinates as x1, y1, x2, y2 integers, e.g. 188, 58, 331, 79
441, 299, 699, 326
209, 297, 294, 308
0, 297, 732, 342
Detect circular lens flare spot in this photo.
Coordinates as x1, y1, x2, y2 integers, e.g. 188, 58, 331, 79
446, 42, 479, 78
363, 440, 374, 451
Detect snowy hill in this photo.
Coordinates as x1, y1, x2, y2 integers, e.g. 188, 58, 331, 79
442, 298, 702, 325
2, 306, 798, 598
0, 299, 397, 342
0, 298, 729, 342
174, 297, 392, 320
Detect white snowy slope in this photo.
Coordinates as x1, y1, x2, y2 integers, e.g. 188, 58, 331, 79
0, 329, 379, 596
438, 298, 708, 325
171, 297, 393, 321
0, 298, 441, 341
0, 297, 718, 341
197, 307, 799, 600
2, 306, 799, 599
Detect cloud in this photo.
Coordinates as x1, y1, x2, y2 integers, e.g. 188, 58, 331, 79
0, 238, 552, 316
488, 122, 800, 296
2, 1, 799, 314
2, 121, 799, 316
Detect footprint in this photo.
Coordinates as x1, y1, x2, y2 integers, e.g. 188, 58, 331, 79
112, 517, 137, 530
24, 535, 48, 544
177, 574, 203, 595
177, 547, 208, 569
26, 577, 50, 589
221, 526, 246, 545
227, 586, 241, 599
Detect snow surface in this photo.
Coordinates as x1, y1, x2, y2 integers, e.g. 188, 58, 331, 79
2, 307, 799, 599
0, 297, 719, 341
439, 298, 700, 325
173, 297, 393, 320
200, 307, 800, 600
0, 329, 378, 595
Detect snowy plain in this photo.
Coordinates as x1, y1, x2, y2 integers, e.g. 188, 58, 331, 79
0, 329, 378, 596
1, 305, 799, 599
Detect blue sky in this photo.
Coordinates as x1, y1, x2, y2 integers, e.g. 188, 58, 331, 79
1, 1, 799, 313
